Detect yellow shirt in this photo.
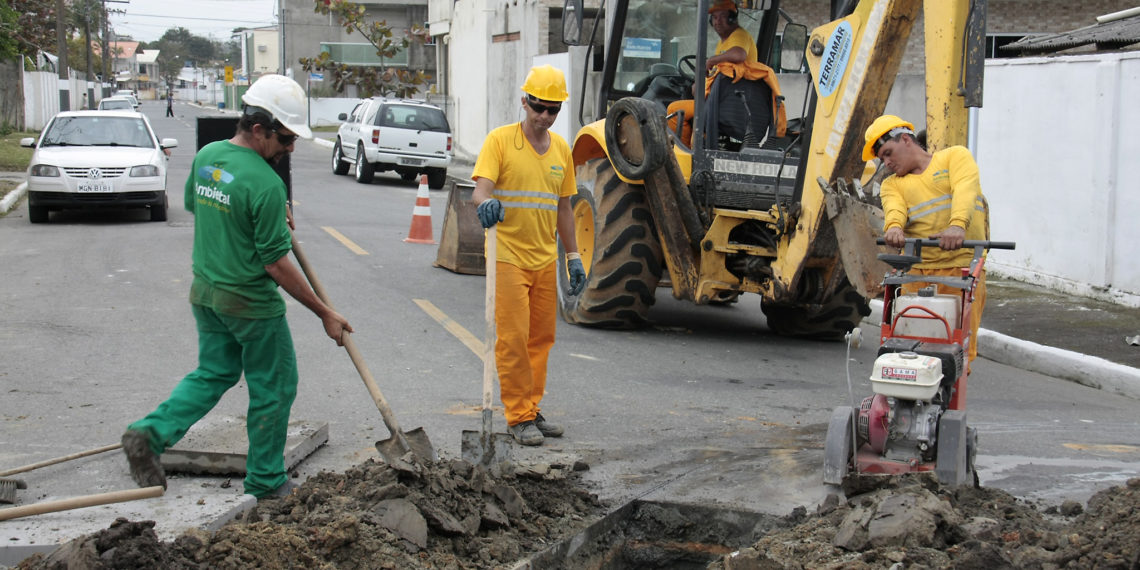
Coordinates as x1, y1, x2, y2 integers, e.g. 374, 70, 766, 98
472, 123, 576, 270
881, 146, 989, 269
704, 27, 759, 95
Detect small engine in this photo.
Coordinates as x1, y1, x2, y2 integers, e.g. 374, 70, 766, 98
854, 347, 961, 464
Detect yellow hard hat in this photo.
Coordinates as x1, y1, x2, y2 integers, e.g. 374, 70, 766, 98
520, 64, 569, 102
862, 115, 915, 161
709, 0, 738, 13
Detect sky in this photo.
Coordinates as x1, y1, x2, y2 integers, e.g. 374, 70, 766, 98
108, 0, 278, 43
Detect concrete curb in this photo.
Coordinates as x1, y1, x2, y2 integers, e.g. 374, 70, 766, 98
867, 299, 1140, 400
1, 180, 28, 214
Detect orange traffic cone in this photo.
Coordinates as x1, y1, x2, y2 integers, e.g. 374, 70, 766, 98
404, 174, 436, 244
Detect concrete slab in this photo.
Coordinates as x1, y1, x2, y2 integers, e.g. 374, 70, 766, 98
0, 417, 326, 567
162, 417, 329, 475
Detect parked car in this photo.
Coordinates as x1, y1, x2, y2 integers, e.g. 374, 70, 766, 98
97, 96, 134, 111
113, 90, 140, 109
331, 98, 452, 189
21, 110, 178, 223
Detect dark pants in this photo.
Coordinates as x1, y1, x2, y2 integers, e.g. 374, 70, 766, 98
166, 103, 174, 117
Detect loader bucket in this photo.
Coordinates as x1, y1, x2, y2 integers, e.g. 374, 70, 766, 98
820, 177, 890, 300
434, 180, 486, 275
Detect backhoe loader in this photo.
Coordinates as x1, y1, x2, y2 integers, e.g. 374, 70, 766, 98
555, 0, 985, 339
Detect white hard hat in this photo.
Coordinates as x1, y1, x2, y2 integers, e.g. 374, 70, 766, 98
241, 74, 312, 139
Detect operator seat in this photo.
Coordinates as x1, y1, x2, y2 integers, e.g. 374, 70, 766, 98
700, 73, 774, 150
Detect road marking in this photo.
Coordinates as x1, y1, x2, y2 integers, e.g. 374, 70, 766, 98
321, 226, 369, 255
413, 299, 486, 360
1063, 443, 1139, 454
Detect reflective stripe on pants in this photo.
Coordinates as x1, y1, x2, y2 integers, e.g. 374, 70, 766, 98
128, 304, 298, 498
495, 260, 557, 427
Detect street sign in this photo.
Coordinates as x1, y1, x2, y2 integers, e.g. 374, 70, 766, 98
309, 73, 324, 82
224, 66, 233, 84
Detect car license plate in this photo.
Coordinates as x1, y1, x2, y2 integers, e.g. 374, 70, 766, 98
398, 157, 424, 166
77, 181, 114, 193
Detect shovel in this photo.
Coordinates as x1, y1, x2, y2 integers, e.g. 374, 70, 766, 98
461, 227, 513, 465
291, 234, 437, 464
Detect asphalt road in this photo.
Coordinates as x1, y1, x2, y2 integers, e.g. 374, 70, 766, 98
1, 102, 1138, 548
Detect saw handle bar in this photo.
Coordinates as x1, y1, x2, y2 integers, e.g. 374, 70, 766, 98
875, 238, 1016, 251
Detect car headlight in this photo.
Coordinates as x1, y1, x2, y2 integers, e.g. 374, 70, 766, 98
30, 164, 60, 177
130, 165, 161, 177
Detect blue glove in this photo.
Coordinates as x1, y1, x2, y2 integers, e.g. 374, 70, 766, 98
567, 257, 586, 295
477, 199, 504, 228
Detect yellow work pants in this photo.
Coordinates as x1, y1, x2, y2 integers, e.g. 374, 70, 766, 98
900, 267, 987, 364
495, 261, 558, 426
666, 99, 695, 147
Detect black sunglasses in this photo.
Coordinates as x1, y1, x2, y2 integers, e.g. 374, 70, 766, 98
273, 129, 298, 146
526, 98, 561, 116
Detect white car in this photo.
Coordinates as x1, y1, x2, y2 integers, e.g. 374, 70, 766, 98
113, 90, 140, 109
21, 110, 178, 223
97, 96, 135, 111
331, 98, 452, 188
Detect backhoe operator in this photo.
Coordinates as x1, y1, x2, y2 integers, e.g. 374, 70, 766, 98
867, 114, 990, 367
666, 0, 757, 146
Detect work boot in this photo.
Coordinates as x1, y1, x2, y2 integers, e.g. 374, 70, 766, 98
534, 413, 563, 438
508, 421, 544, 446
121, 430, 166, 490
263, 479, 300, 499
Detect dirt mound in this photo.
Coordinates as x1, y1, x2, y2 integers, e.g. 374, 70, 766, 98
711, 474, 1140, 569
16, 457, 606, 569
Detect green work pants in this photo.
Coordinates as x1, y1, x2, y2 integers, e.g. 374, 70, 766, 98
129, 304, 298, 498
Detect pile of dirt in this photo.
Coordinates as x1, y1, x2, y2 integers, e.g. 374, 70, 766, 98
711, 474, 1140, 569
16, 456, 606, 569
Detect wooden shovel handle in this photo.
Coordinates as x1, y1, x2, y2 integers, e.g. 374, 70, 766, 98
290, 235, 410, 449
0, 443, 122, 478
0, 486, 164, 522
483, 227, 497, 413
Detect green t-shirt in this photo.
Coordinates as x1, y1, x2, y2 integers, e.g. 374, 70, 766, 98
184, 140, 292, 318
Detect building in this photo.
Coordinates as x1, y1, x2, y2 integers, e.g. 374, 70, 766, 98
281, 0, 436, 95
237, 26, 281, 79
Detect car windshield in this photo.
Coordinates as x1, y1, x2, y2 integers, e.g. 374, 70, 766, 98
41, 116, 155, 148
376, 104, 450, 132
100, 100, 132, 110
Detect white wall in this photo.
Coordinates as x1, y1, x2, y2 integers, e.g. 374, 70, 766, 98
977, 51, 1140, 305
448, 0, 494, 162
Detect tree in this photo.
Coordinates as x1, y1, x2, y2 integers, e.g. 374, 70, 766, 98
0, 1, 19, 61
158, 27, 214, 66
8, 0, 70, 63
155, 40, 185, 91
299, 0, 430, 98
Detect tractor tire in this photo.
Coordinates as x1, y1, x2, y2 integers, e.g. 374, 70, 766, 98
557, 158, 663, 328
761, 279, 871, 341
604, 97, 668, 180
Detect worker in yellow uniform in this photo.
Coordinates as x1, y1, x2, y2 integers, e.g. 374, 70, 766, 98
667, 0, 758, 146
472, 64, 586, 446
866, 115, 990, 366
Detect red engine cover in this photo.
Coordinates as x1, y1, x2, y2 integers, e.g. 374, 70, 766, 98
858, 394, 891, 454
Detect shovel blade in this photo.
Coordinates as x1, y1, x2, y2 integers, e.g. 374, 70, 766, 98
376, 427, 438, 464
460, 430, 513, 465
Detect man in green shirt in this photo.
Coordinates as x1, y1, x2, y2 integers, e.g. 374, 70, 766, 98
122, 74, 352, 499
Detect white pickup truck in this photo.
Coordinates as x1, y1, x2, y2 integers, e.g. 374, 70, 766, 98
331, 97, 453, 189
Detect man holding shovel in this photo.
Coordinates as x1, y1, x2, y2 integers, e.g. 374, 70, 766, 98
121, 74, 351, 499
472, 64, 586, 446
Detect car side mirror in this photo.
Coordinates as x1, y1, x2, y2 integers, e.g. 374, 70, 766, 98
338, 113, 348, 121
562, 0, 584, 46
20, 137, 35, 148
780, 24, 808, 73
161, 138, 179, 149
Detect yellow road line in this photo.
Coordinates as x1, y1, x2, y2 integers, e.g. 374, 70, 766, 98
413, 299, 486, 360
321, 226, 369, 255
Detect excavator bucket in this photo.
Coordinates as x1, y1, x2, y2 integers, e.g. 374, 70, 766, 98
819, 176, 890, 300
434, 180, 486, 275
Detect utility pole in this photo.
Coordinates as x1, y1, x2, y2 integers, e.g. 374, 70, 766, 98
279, 0, 286, 77
84, 0, 94, 108
102, 0, 110, 97
57, 0, 70, 111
